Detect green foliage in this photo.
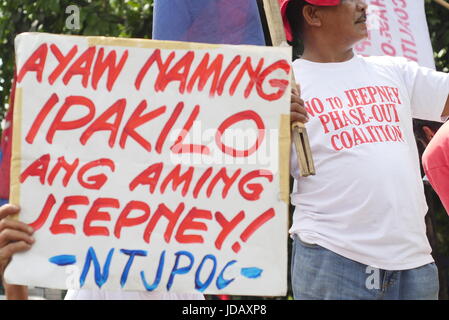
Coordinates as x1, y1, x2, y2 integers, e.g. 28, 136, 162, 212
425, 0, 449, 72
0, 0, 153, 125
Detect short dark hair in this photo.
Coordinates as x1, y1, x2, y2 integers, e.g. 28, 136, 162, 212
285, 0, 308, 58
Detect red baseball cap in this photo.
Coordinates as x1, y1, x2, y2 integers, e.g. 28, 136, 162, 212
278, 0, 341, 41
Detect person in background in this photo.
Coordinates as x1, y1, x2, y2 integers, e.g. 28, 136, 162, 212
414, 119, 444, 176
413, 119, 447, 299
423, 121, 449, 213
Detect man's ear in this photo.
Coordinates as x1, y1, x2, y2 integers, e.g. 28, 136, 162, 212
302, 5, 322, 28
423, 126, 436, 143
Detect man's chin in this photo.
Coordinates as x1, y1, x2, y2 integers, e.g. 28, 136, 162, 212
350, 32, 369, 49
355, 28, 369, 41
357, 23, 369, 37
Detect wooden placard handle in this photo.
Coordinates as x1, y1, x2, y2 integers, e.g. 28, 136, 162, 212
260, 0, 315, 176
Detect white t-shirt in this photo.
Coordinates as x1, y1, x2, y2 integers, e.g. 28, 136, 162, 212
290, 54, 449, 270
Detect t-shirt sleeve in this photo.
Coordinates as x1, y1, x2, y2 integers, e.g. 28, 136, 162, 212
398, 57, 449, 122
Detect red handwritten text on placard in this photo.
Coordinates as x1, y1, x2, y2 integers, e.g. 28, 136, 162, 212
12, 35, 289, 293
17, 44, 290, 101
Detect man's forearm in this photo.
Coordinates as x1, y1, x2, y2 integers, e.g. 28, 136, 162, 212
4, 283, 28, 300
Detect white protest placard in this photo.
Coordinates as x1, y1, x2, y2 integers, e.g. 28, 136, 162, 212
355, 0, 435, 69
5, 32, 291, 296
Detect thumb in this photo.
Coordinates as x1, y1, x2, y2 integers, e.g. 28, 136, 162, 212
0, 204, 20, 220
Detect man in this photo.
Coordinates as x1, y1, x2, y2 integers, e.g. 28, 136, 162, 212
423, 121, 449, 213
281, 0, 449, 299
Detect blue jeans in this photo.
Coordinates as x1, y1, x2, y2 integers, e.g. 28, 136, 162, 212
291, 236, 439, 300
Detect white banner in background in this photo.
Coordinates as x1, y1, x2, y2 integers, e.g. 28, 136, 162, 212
355, 0, 435, 69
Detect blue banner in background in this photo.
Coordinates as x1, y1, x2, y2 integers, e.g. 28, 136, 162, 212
152, 0, 265, 45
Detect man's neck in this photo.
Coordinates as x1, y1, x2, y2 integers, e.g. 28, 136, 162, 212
301, 46, 355, 63
301, 34, 356, 63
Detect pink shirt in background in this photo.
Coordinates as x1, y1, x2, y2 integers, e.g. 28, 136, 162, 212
423, 121, 449, 213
